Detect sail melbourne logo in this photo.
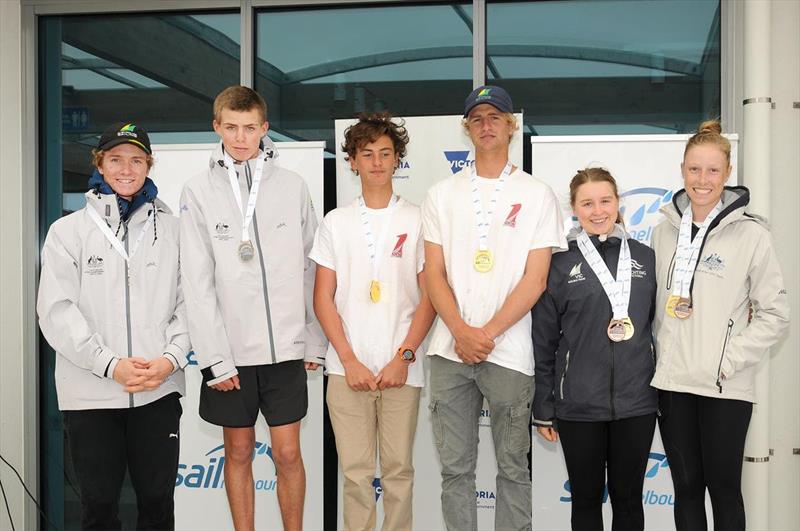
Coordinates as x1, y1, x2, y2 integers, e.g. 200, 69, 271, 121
176, 441, 276, 492
620, 188, 673, 244
560, 452, 673, 505
443, 151, 474, 174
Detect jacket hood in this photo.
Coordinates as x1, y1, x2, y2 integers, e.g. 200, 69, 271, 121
208, 136, 279, 174
566, 223, 628, 246
87, 169, 159, 220
660, 186, 766, 232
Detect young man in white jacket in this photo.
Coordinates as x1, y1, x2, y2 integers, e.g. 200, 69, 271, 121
179, 86, 326, 531
38, 122, 190, 530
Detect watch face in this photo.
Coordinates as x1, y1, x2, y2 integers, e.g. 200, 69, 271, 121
401, 349, 414, 361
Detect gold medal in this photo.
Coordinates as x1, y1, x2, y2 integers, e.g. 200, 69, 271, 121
666, 294, 680, 318
369, 280, 381, 303
622, 317, 635, 341
674, 297, 692, 319
473, 249, 493, 273
607, 319, 626, 342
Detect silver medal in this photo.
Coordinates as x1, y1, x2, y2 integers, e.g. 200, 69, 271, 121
238, 240, 255, 262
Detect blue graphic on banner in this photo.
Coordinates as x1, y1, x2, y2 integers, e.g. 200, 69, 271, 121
373, 477, 383, 501
619, 187, 673, 243
443, 151, 474, 174
176, 441, 276, 492
187, 351, 197, 366
560, 453, 673, 505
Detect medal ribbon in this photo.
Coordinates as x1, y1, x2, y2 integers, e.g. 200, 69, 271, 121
87, 204, 154, 262
224, 152, 266, 244
576, 225, 632, 321
470, 161, 512, 251
672, 200, 723, 299
358, 195, 399, 282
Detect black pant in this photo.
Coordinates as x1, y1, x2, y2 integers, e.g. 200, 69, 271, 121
658, 390, 752, 531
558, 413, 656, 531
63, 393, 182, 530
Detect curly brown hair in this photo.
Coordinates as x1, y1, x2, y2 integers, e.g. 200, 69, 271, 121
341, 112, 409, 161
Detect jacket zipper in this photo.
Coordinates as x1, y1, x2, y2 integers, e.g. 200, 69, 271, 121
123, 220, 134, 408
716, 319, 734, 393
559, 350, 571, 400
610, 341, 616, 419
245, 163, 277, 363
666, 249, 677, 290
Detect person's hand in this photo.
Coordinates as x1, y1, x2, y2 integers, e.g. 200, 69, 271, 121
139, 357, 175, 391
537, 426, 558, 443
113, 357, 149, 393
377, 357, 409, 390
342, 358, 378, 391
453, 325, 494, 365
211, 374, 241, 392
305, 362, 320, 370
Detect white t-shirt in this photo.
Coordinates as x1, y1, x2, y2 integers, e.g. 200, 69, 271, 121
309, 197, 426, 387
421, 167, 566, 376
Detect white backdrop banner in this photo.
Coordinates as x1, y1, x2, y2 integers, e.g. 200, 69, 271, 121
149, 141, 325, 531
530, 134, 737, 531
334, 115, 524, 531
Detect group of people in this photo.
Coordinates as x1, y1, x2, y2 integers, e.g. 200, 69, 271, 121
37, 83, 788, 531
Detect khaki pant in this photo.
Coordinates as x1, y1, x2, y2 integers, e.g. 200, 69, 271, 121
327, 375, 421, 531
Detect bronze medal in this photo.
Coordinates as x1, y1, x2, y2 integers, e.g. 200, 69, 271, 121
607, 319, 626, 342
674, 297, 692, 319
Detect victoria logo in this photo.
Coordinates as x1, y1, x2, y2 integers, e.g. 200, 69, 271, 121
631, 259, 647, 279
476, 489, 496, 509
443, 151, 474, 174
176, 441, 276, 491
393, 159, 411, 180
619, 188, 674, 244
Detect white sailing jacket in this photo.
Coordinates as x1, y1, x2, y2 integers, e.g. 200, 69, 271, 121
179, 142, 327, 385
38, 191, 190, 411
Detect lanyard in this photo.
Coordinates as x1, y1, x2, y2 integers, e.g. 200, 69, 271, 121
577, 226, 632, 320
224, 152, 266, 243
469, 161, 512, 251
672, 200, 723, 298
358, 195, 399, 280
87, 204, 154, 262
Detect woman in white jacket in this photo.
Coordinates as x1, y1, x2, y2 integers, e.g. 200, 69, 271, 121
650, 120, 789, 531
38, 123, 190, 530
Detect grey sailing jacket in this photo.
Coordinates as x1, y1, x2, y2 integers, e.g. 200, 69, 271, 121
38, 191, 189, 410
179, 142, 326, 385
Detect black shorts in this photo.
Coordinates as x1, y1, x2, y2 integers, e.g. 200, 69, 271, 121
198, 360, 308, 428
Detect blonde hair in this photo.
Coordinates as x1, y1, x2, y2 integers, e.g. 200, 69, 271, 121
684, 119, 731, 163
569, 167, 623, 224
461, 112, 519, 134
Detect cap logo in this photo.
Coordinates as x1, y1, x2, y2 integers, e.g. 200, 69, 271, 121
477, 88, 491, 97
117, 123, 138, 138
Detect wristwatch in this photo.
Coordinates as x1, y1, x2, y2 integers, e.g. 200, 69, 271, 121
397, 346, 416, 363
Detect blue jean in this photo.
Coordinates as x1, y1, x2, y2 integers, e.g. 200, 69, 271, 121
429, 355, 533, 531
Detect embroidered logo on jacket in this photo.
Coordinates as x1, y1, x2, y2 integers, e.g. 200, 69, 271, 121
503, 204, 522, 227
699, 253, 724, 272
213, 221, 233, 241
567, 262, 585, 283
631, 259, 647, 279
391, 234, 408, 258
86, 255, 105, 276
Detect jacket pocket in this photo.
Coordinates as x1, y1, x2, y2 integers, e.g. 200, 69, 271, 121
429, 400, 444, 449
559, 350, 571, 400
716, 319, 735, 393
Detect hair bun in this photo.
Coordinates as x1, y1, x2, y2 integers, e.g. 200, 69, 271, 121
698, 119, 722, 135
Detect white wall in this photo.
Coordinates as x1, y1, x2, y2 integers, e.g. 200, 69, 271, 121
767, 1, 800, 528
0, 1, 37, 531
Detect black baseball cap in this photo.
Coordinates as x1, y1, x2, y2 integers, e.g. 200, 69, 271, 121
97, 122, 152, 155
463, 85, 514, 117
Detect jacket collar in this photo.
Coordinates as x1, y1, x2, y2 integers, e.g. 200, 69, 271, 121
660, 186, 758, 233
